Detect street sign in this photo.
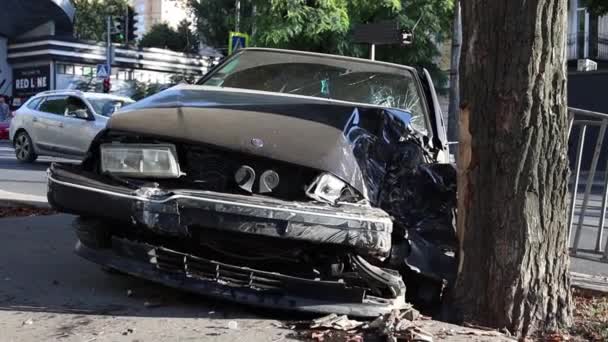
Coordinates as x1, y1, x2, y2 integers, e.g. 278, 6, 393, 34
228, 32, 250, 55
96, 64, 110, 79
353, 20, 401, 45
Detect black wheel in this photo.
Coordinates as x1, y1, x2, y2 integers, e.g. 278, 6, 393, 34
73, 217, 112, 249
14, 131, 37, 163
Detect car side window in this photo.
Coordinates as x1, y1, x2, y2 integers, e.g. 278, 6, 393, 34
26, 97, 43, 110
38, 96, 68, 116
65, 96, 92, 119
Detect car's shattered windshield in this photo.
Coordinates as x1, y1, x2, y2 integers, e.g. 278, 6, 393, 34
201, 50, 428, 132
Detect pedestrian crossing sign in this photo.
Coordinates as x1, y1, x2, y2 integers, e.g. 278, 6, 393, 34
96, 64, 110, 79
228, 32, 250, 55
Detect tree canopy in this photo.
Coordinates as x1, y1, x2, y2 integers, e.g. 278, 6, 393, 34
72, 0, 130, 42
139, 20, 199, 53
583, 0, 608, 16
185, 0, 453, 82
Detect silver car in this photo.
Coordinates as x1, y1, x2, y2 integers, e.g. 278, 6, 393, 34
9, 90, 134, 162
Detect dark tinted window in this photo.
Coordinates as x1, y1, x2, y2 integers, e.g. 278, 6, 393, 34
39, 96, 68, 115
26, 97, 43, 110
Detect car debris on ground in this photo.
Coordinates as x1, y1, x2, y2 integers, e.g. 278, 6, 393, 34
285, 307, 516, 342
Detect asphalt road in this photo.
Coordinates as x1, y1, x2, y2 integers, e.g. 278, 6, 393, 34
0, 140, 76, 198
0, 214, 293, 342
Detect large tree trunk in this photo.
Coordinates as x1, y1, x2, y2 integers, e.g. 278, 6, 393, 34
447, 0, 461, 142
452, 0, 571, 336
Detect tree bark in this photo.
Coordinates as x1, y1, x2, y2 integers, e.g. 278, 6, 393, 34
452, 0, 571, 337
447, 0, 462, 142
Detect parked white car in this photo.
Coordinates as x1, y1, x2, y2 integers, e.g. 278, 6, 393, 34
9, 90, 134, 162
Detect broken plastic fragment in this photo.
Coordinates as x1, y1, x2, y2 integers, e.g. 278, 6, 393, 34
134, 186, 169, 198
306, 173, 349, 204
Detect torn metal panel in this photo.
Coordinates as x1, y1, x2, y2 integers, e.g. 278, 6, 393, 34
74, 237, 408, 317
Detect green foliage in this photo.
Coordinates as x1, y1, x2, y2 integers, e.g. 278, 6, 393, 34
139, 21, 199, 53
253, 0, 350, 52
72, 0, 130, 42
186, 0, 238, 48
184, 0, 454, 80
582, 0, 608, 16
176, 20, 200, 53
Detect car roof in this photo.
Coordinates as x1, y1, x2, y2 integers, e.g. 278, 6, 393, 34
236, 48, 418, 73
33, 90, 133, 102
82, 92, 134, 102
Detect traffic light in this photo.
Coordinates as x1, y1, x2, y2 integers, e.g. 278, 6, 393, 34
127, 6, 138, 43
102, 78, 111, 93
111, 15, 125, 43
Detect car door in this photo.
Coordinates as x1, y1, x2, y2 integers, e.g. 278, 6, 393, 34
418, 68, 449, 163
34, 95, 70, 152
59, 96, 102, 157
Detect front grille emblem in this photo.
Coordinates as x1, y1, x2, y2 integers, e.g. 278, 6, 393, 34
251, 138, 264, 148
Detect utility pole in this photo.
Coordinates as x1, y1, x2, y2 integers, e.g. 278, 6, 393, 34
235, 0, 241, 32
251, 2, 257, 37
106, 16, 111, 70
105, 15, 112, 93
125, 5, 129, 45
447, 1, 462, 142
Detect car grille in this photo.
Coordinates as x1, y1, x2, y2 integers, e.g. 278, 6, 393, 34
177, 144, 317, 201
112, 237, 367, 301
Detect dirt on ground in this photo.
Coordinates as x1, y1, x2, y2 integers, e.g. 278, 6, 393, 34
569, 288, 608, 341
0, 206, 55, 218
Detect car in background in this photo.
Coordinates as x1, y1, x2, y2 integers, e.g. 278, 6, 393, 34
9, 90, 134, 162
0, 121, 9, 140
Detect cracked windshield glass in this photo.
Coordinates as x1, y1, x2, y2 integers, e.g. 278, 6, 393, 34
201, 50, 429, 133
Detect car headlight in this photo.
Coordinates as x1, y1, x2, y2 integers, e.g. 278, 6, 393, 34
100, 144, 182, 178
306, 173, 359, 204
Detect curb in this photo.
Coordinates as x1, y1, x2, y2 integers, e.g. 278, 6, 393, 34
571, 272, 608, 294
0, 190, 50, 209
0, 199, 50, 209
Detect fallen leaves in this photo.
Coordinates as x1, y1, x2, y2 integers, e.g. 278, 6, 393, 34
569, 288, 608, 341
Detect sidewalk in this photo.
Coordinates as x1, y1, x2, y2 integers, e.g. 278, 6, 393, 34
0, 189, 48, 208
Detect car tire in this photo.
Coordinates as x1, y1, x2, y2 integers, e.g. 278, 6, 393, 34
14, 131, 38, 163
73, 217, 112, 249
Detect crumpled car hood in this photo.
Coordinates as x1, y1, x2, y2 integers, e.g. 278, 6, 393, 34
110, 85, 422, 202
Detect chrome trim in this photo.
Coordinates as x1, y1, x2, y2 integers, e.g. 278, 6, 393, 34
47, 175, 392, 225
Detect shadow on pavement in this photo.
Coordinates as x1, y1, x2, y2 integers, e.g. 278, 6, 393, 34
0, 214, 293, 321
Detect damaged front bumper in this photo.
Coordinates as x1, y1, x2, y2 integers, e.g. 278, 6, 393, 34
48, 163, 406, 316
47, 163, 393, 256
76, 237, 406, 317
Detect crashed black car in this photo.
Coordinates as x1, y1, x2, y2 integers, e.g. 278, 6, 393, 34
48, 48, 457, 317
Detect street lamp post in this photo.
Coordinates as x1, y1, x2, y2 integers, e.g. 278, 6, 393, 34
235, 0, 241, 32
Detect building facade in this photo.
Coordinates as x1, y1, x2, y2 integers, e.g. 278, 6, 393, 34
0, 0, 75, 100
0, 0, 218, 109
7, 38, 219, 107
131, 0, 190, 34
567, 0, 608, 69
